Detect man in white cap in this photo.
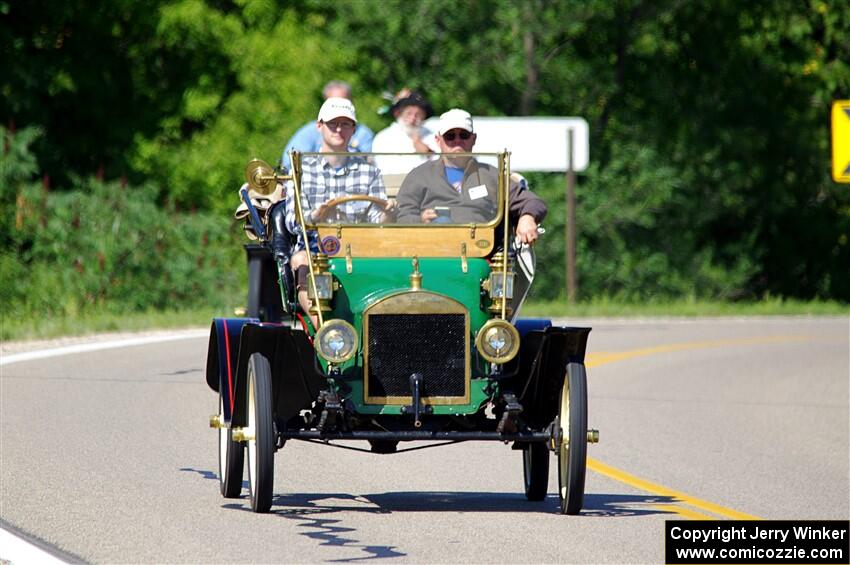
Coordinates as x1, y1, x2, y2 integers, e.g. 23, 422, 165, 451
396, 108, 546, 244
284, 97, 394, 324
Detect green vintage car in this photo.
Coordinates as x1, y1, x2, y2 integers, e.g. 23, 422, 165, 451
206, 151, 597, 514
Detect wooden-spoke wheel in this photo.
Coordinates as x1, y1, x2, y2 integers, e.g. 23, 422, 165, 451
246, 353, 275, 513
557, 362, 588, 515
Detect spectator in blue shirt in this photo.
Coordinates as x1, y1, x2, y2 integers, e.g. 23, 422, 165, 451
280, 80, 374, 171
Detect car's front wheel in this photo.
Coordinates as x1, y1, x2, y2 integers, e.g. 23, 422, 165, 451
246, 353, 275, 513
557, 362, 588, 515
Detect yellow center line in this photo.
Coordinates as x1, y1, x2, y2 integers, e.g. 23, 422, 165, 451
587, 457, 762, 520
581, 336, 809, 520
585, 335, 810, 369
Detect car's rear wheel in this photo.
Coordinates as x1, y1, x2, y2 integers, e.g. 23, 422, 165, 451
522, 442, 549, 501
246, 353, 274, 513
218, 395, 244, 498
557, 362, 588, 515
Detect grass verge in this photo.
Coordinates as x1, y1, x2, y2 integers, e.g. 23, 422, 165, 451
521, 296, 849, 317
1, 307, 229, 343
2, 298, 846, 343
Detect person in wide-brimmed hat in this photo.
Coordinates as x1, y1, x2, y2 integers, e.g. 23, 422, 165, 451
372, 88, 440, 174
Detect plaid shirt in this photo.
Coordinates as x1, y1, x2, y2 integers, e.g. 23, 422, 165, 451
284, 154, 387, 251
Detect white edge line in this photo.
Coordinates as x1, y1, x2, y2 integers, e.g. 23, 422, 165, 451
1, 330, 210, 561
0, 330, 209, 366
0, 526, 72, 564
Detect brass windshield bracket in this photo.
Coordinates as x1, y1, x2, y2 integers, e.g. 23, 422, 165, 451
460, 243, 468, 273
500, 153, 511, 320
470, 225, 477, 239
345, 244, 353, 274
287, 152, 323, 327
336, 225, 342, 238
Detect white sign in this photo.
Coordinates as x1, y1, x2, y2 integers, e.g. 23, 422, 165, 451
424, 116, 589, 172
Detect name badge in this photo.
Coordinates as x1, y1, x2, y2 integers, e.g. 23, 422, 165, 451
468, 184, 488, 200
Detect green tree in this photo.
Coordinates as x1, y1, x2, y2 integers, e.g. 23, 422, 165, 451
129, 5, 354, 213
3, 0, 848, 304
0, 0, 238, 183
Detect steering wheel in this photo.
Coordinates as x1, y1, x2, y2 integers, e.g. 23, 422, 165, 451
313, 194, 394, 223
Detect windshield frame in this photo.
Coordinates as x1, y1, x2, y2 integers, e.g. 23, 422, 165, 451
290, 150, 509, 230
286, 149, 514, 327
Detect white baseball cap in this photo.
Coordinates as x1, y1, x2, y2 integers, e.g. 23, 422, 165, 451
437, 108, 474, 135
318, 97, 357, 123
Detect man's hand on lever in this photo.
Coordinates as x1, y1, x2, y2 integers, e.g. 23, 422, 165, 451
516, 214, 539, 244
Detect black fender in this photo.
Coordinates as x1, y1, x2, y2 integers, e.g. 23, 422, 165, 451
512, 325, 591, 430
230, 324, 326, 428
515, 318, 552, 337
206, 317, 259, 423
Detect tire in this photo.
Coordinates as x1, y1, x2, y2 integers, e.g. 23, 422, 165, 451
557, 362, 588, 515
246, 353, 275, 513
218, 396, 244, 498
522, 442, 549, 501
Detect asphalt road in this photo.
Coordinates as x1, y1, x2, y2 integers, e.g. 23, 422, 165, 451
1, 317, 848, 563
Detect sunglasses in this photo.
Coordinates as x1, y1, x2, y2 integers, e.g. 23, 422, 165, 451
323, 120, 355, 131
442, 130, 472, 141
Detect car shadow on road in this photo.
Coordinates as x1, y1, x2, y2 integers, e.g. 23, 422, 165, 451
270, 491, 678, 517
277, 491, 555, 514
182, 467, 676, 519
221, 490, 598, 562
182, 467, 676, 518
232, 489, 679, 517
219, 490, 678, 563
222, 495, 406, 562
184, 467, 677, 561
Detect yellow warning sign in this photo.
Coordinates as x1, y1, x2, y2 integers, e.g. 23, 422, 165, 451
831, 100, 850, 183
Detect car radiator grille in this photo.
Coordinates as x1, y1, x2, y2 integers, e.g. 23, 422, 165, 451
365, 313, 467, 402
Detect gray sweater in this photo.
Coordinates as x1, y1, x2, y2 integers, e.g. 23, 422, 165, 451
396, 158, 548, 225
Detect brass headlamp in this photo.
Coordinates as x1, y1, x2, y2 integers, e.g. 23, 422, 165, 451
314, 319, 358, 364
475, 319, 520, 364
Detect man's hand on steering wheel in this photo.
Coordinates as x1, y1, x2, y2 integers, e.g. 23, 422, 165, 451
310, 203, 331, 223
311, 195, 395, 223
381, 198, 398, 221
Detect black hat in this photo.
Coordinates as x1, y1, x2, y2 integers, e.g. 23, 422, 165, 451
389, 89, 434, 118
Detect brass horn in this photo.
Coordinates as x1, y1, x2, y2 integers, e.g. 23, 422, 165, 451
244, 159, 278, 195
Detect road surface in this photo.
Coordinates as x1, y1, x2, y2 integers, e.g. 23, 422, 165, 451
1, 317, 847, 563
